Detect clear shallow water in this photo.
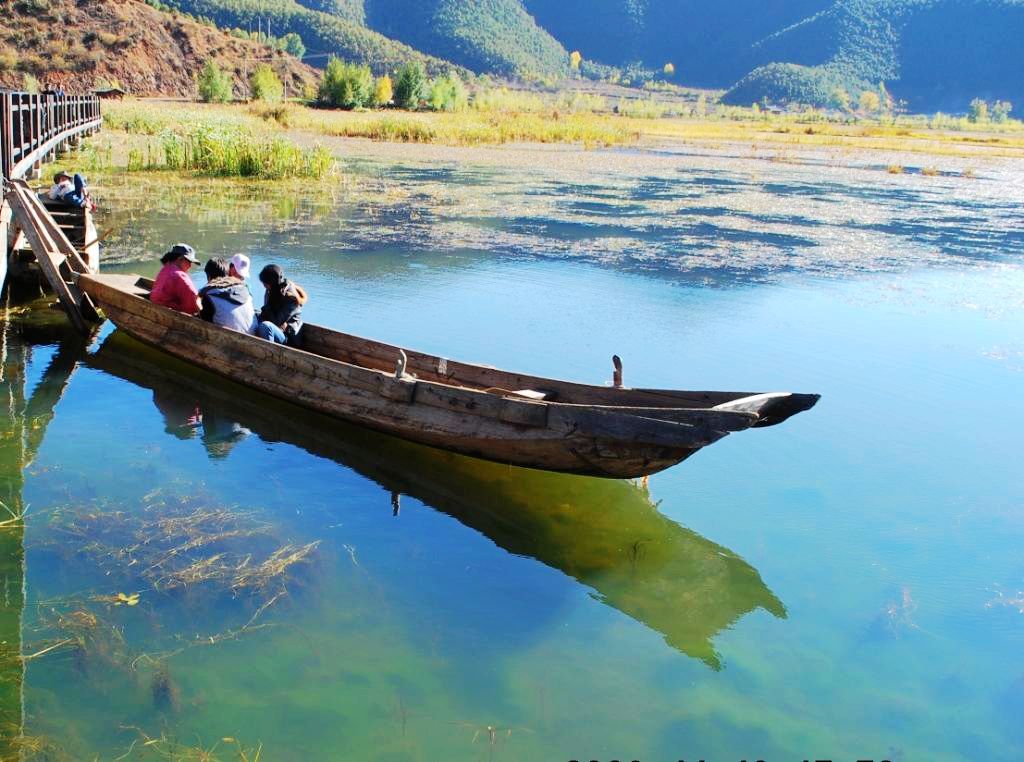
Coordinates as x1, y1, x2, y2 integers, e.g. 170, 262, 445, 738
1, 146, 1023, 760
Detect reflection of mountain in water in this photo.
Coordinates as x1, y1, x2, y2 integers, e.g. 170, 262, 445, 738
89, 331, 786, 669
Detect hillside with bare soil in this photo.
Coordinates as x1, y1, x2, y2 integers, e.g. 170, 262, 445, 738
0, 0, 319, 97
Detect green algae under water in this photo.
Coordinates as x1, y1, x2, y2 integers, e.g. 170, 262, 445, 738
2, 147, 1024, 760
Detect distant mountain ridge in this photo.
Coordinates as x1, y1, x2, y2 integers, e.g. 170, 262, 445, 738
164, 0, 1022, 111
4, 0, 1020, 111
525, 0, 1024, 110
726, 0, 1024, 111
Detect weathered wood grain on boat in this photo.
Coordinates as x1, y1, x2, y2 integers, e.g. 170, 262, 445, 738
77, 272, 820, 478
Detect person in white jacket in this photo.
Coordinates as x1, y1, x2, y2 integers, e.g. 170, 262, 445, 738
198, 258, 259, 335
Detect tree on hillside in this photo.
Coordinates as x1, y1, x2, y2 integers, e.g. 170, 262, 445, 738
877, 82, 892, 115
570, 51, 582, 71
830, 87, 851, 112
394, 62, 427, 110
250, 64, 283, 102
281, 32, 306, 60
373, 75, 394, 107
858, 90, 880, 115
663, 62, 675, 78
197, 60, 233, 103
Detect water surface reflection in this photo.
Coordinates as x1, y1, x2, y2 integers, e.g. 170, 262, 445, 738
88, 330, 785, 670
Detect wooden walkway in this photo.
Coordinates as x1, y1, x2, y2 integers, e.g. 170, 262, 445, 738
1, 90, 102, 330
1, 91, 101, 182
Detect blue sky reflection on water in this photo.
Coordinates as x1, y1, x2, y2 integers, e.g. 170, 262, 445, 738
5, 147, 1024, 760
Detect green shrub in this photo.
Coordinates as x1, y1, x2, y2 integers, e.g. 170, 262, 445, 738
616, 97, 668, 119
558, 91, 606, 114
197, 60, 233, 103
250, 102, 296, 128
393, 62, 427, 110
472, 87, 546, 113
427, 74, 467, 112
319, 57, 372, 109
280, 32, 305, 59
250, 64, 283, 103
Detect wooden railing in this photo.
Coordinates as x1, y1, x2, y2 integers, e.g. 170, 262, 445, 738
1, 91, 102, 182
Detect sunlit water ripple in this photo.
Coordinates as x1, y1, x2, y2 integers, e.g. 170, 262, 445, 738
1, 142, 1022, 760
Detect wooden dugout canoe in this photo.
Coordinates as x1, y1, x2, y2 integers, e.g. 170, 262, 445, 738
77, 272, 820, 479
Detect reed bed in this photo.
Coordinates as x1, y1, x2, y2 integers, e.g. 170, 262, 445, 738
161, 127, 334, 179
305, 110, 637, 148
102, 97, 1024, 159
103, 101, 334, 179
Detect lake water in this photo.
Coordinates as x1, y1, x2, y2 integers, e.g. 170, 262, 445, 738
2, 143, 1023, 760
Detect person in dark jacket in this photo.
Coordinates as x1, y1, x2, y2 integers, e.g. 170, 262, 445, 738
256, 264, 307, 345
200, 258, 258, 334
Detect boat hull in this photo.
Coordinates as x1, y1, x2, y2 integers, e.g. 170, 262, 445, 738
80, 274, 743, 478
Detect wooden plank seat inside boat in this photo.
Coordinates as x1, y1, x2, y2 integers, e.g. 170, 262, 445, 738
75, 271, 820, 478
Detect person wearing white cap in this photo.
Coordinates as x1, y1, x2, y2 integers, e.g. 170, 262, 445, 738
229, 253, 251, 282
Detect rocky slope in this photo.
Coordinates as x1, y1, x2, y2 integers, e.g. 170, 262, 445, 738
0, 0, 319, 97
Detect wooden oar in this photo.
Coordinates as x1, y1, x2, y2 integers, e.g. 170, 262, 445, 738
81, 225, 118, 253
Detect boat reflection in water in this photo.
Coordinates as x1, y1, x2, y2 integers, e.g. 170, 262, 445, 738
90, 331, 786, 670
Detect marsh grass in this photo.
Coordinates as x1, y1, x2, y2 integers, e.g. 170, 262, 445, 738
103, 101, 334, 179
299, 110, 637, 147
161, 128, 334, 179
102, 98, 1024, 158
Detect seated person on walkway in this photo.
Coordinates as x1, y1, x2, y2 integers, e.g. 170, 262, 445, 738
256, 264, 307, 345
48, 171, 96, 212
150, 243, 201, 316
199, 257, 258, 335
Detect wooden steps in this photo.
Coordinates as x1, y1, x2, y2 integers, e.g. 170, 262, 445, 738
4, 180, 99, 334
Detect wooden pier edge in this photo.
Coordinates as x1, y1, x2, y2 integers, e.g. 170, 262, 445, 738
2, 89, 101, 297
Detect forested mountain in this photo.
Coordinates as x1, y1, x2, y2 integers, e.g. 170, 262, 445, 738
158, 0, 1023, 111
364, 0, 568, 76
728, 0, 1024, 111
4, 0, 1020, 111
523, 0, 834, 86
156, 0, 459, 75
525, 0, 1024, 110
